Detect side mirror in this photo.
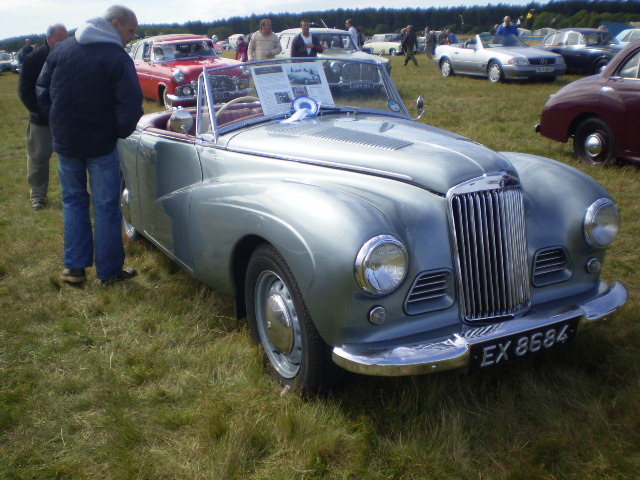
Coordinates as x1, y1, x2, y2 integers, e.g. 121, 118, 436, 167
414, 95, 425, 121
169, 108, 194, 135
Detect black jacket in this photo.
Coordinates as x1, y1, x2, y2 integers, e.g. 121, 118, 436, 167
18, 43, 51, 126
37, 37, 143, 157
290, 33, 324, 58
402, 30, 418, 51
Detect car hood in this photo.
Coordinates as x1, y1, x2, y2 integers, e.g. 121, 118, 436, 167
162, 57, 237, 72
319, 50, 390, 66
225, 115, 516, 194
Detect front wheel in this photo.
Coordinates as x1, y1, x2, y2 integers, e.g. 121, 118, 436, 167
594, 59, 609, 74
245, 244, 335, 393
161, 87, 173, 109
488, 61, 504, 83
573, 117, 617, 167
440, 58, 454, 77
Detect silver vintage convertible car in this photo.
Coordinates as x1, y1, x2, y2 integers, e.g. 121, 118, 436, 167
435, 33, 567, 83
119, 57, 626, 392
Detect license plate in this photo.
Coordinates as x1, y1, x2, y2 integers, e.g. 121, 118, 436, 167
469, 317, 579, 370
350, 82, 373, 89
536, 66, 554, 73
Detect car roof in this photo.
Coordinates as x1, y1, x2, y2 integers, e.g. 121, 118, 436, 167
279, 27, 351, 35
555, 28, 607, 34
140, 34, 210, 44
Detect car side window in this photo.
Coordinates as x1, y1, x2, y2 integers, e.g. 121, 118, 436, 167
547, 34, 561, 46
133, 43, 148, 61
619, 51, 640, 79
566, 32, 581, 46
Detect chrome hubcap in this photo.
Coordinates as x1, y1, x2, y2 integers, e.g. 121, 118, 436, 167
585, 133, 603, 159
265, 294, 294, 353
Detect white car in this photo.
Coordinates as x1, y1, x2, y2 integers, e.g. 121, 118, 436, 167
615, 28, 640, 46
363, 33, 403, 55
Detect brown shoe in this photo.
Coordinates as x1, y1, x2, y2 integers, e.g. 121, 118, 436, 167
61, 268, 86, 284
102, 267, 138, 285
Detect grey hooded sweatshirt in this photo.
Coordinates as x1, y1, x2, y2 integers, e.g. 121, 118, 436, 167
36, 16, 143, 157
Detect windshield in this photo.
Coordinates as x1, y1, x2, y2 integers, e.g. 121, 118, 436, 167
196, 58, 407, 140
154, 40, 217, 61
312, 33, 357, 51
479, 34, 530, 48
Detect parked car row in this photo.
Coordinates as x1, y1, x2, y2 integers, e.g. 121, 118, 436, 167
0, 51, 20, 74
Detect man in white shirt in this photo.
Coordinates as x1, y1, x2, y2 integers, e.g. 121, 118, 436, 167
290, 19, 324, 57
345, 19, 358, 48
248, 18, 282, 61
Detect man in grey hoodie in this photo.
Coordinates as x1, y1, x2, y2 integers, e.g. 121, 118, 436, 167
37, 5, 143, 285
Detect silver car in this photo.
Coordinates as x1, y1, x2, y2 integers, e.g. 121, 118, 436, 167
119, 57, 626, 393
435, 33, 566, 83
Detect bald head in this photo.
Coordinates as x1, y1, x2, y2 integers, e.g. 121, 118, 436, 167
46, 24, 69, 48
104, 5, 138, 46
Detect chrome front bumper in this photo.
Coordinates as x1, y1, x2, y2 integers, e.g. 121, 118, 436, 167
332, 281, 627, 376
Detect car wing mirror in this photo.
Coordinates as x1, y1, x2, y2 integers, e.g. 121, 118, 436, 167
169, 109, 194, 135
414, 95, 425, 121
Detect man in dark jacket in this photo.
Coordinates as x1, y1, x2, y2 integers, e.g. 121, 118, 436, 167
37, 5, 143, 285
402, 25, 418, 66
290, 19, 324, 57
18, 24, 68, 210
16, 39, 34, 65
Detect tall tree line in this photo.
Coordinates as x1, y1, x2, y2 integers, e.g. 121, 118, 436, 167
2, 0, 639, 50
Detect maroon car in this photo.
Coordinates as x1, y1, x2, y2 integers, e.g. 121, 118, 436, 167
130, 34, 248, 108
536, 39, 640, 166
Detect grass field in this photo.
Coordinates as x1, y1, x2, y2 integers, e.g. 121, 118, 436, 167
1, 54, 639, 479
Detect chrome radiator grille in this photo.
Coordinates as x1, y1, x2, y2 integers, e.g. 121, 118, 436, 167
449, 184, 530, 321
341, 63, 378, 82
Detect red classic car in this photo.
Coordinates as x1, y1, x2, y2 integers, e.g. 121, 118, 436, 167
130, 34, 249, 108
536, 39, 640, 166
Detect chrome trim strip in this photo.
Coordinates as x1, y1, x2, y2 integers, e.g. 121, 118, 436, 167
332, 281, 627, 376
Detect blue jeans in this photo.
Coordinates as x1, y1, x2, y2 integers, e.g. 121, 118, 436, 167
58, 149, 125, 281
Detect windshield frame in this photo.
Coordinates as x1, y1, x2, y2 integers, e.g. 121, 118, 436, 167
196, 57, 410, 143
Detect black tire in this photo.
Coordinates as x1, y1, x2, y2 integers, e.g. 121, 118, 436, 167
488, 61, 504, 84
440, 58, 454, 77
573, 117, 617, 167
245, 243, 336, 394
594, 59, 609, 74
389, 48, 396, 56
120, 171, 142, 241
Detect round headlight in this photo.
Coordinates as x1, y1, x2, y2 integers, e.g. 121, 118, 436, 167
173, 69, 185, 83
355, 235, 408, 295
584, 199, 620, 248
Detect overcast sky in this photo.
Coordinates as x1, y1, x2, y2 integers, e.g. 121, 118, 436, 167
1, 0, 540, 40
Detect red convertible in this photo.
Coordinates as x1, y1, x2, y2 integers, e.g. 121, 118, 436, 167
536, 39, 640, 166
130, 34, 248, 108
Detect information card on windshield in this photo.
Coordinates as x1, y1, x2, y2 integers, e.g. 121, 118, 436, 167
249, 63, 335, 117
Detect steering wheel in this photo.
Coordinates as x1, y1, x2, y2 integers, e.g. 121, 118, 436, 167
215, 96, 260, 118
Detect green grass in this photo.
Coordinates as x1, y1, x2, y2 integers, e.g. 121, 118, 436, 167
1, 56, 639, 479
